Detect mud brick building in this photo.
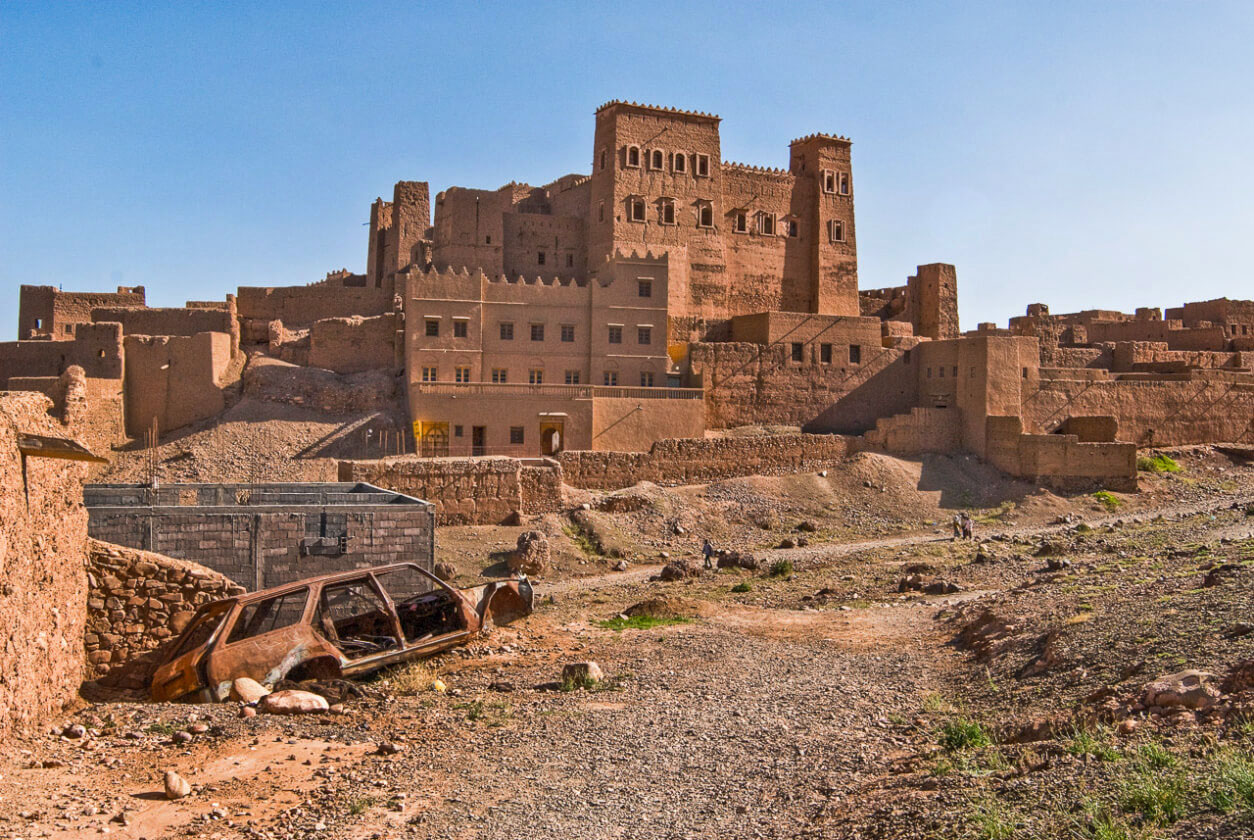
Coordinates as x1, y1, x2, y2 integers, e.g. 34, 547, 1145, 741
83, 482, 434, 590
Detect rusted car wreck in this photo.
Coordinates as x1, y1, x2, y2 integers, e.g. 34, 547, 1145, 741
151, 563, 533, 702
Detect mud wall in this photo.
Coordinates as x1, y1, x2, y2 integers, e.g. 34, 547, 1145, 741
308, 314, 400, 373
123, 331, 233, 436
243, 357, 399, 414
559, 433, 852, 489
984, 416, 1137, 491
85, 539, 245, 691
338, 457, 564, 525
236, 284, 391, 327
0, 393, 89, 740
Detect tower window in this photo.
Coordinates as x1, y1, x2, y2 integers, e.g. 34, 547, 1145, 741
791, 342, 803, 362
788, 219, 799, 238
629, 198, 645, 222
827, 220, 845, 242
638, 279, 652, 298
695, 154, 710, 177
697, 203, 713, 228
626, 145, 640, 168
566, 253, 574, 267
820, 343, 833, 363
823, 170, 836, 193
600, 149, 607, 170
598, 201, 605, 222
650, 149, 663, 170
660, 199, 675, 225
673, 152, 687, 173
849, 344, 862, 364
758, 213, 775, 235
838, 172, 850, 195
734, 211, 747, 233
537, 251, 546, 265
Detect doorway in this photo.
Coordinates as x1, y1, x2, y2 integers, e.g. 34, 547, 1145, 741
472, 426, 486, 457
540, 421, 564, 456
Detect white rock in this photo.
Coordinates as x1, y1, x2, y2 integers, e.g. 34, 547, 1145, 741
229, 677, 270, 705
258, 689, 330, 715
163, 770, 191, 800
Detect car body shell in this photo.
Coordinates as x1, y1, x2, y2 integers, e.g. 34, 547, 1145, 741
150, 562, 532, 702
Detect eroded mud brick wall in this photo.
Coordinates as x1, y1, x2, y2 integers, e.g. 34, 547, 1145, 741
85, 485, 435, 590
308, 314, 400, 373
0, 393, 89, 740
338, 457, 563, 525
85, 539, 245, 690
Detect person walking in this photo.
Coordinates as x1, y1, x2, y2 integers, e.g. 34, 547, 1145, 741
702, 538, 715, 570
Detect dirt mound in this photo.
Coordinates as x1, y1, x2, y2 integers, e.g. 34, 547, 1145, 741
623, 597, 709, 619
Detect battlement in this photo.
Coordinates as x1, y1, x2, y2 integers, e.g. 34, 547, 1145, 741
789, 132, 852, 146
721, 161, 793, 178
595, 100, 720, 122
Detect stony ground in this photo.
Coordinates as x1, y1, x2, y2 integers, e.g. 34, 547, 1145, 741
3, 447, 1254, 839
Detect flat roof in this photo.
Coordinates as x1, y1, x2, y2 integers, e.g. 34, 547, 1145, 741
84, 482, 430, 510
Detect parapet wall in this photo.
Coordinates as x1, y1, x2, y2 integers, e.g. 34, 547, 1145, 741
0, 393, 89, 740
559, 433, 852, 489
85, 539, 245, 691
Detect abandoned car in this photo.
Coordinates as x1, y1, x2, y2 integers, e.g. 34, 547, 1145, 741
151, 562, 533, 702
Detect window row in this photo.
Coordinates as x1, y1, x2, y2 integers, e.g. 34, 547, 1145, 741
422, 366, 657, 387
535, 251, 577, 268
789, 343, 863, 364
616, 198, 847, 242
821, 169, 851, 196
605, 146, 711, 177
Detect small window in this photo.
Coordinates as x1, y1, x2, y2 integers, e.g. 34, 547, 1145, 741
453, 320, 468, 338
560, 324, 575, 342
640, 371, 655, 387
530, 323, 544, 342
454, 425, 463, 437
650, 149, 664, 170
849, 345, 862, 364
33, 318, 42, 328
629, 198, 646, 222
638, 279, 652, 298
499, 322, 514, 340
425, 319, 439, 337
485, 235, 492, 244
788, 219, 799, 238
64, 324, 73, 335
603, 371, 618, 386
823, 170, 836, 193
537, 251, 546, 265
637, 326, 651, 345
939, 366, 944, 378
673, 152, 687, 173
227, 589, 308, 644
510, 426, 524, 444
791, 342, 804, 362
491, 368, 508, 383
529, 369, 543, 385
565, 370, 581, 385
927, 367, 932, 378
626, 145, 640, 168
660, 199, 675, 225
734, 211, 747, 233
455, 366, 471, 383
608, 325, 622, 344
820, 343, 832, 363
1022, 367, 1029, 379
421, 366, 438, 382
97, 349, 106, 359
952, 365, 958, 377
698, 203, 713, 228
566, 253, 574, 268
598, 202, 605, 222
600, 149, 607, 170
827, 220, 844, 243
838, 172, 850, 195
758, 213, 775, 235
695, 153, 710, 177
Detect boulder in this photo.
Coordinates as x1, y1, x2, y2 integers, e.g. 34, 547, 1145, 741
163, 770, 191, 800
657, 559, 701, 581
229, 677, 271, 705
1141, 670, 1220, 710
258, 689, 330, 715
562, 661, 604, 685
716, 551, 758, 571
508, 531, 550, 576
432, 561, 457, 582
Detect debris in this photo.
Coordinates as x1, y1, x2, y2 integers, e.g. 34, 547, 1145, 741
508, 531, 550, 576
1141, 670, 1220, 710
656, 559, 702, 581
375, 742, 403, 756
163, 770, 191, 800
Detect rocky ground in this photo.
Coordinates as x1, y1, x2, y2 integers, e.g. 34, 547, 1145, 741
3, 446, 1254, 839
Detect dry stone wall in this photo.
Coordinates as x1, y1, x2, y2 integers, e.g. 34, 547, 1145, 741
0, 393, 89, 740
85, 539, 245, 691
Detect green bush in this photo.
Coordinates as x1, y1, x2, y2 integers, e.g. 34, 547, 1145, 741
1093, 491, 1121, 512
730, 581, 753, 593
1137, 453, 1181, 474
768, 559, 793, 578
939, 718, 992, 751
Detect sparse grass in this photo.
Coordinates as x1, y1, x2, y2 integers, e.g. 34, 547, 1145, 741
1137, 454, 1181, 474
1094, 491, 1121, 512
559, 675, 599, 692
768, 559, 793, 578
1118, 766, 1189, 824
923, 693, 960, 715
940, 718, 992, 752
730, 581, 753, 593
597, 615, 692, 631
1066, 725, 1121, 762
382, 660, 441, 695
1074, 802, 1160, 840
347, 796, 374, 815
970, 796, 1015, 840
1136, 742, 1177, 770
1204, 747, 1254, 813
145, 721, 178, 736
562, 522, 603, 557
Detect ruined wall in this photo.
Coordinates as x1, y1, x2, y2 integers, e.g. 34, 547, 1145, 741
689, 340, 912, 433
123, 331, 233, 436
559, 433, 851, 490
984, 416, 1137, 491
18, 285, 146, 340
338, 456, 563, 525
236, 282, 391, 329
308, 314, 400, 373
0, 321, 124, 384
860, 407, 963, 454
243, 356, 399, 414
91, 301, 240, 355
1025, 373, 1254, 447
84, 539, 245, 691
0, 393, 89, 740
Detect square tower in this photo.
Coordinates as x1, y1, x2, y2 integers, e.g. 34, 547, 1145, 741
789, 134, 859, 316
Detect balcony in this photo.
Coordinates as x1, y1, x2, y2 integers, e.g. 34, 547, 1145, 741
410, 382, 703, 400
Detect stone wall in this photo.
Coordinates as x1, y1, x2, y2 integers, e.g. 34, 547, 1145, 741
243, 356, 399, 414
0, 393, 89, 740
84, 539, 245, 691
559, 433, 852, 489
338, 456, 564, 525
308, 313, 400, 373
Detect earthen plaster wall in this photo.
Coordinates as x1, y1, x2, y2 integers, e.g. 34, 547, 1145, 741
309, 314, 400, 373
0, 321, 125, 384
18, 285, 146, 340
123, 331, 233, 436
91, 302, 240, 355
0, 393, 89, 740
236, 282, 391, 328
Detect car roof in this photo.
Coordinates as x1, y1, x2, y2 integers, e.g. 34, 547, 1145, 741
227, 562, 432, 606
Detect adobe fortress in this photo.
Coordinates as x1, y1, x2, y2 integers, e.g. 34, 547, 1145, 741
3, 100, 1254, 499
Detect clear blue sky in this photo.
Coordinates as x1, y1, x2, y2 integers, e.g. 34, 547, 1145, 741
3, 1, 1252, 337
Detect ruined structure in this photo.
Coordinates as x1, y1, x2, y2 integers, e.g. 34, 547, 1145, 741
84, 483, 435, 590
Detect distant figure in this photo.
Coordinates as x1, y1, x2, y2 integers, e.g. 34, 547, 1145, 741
962, 512, 974, 540
702, 539, 715, 570
952, 514, 963, 541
